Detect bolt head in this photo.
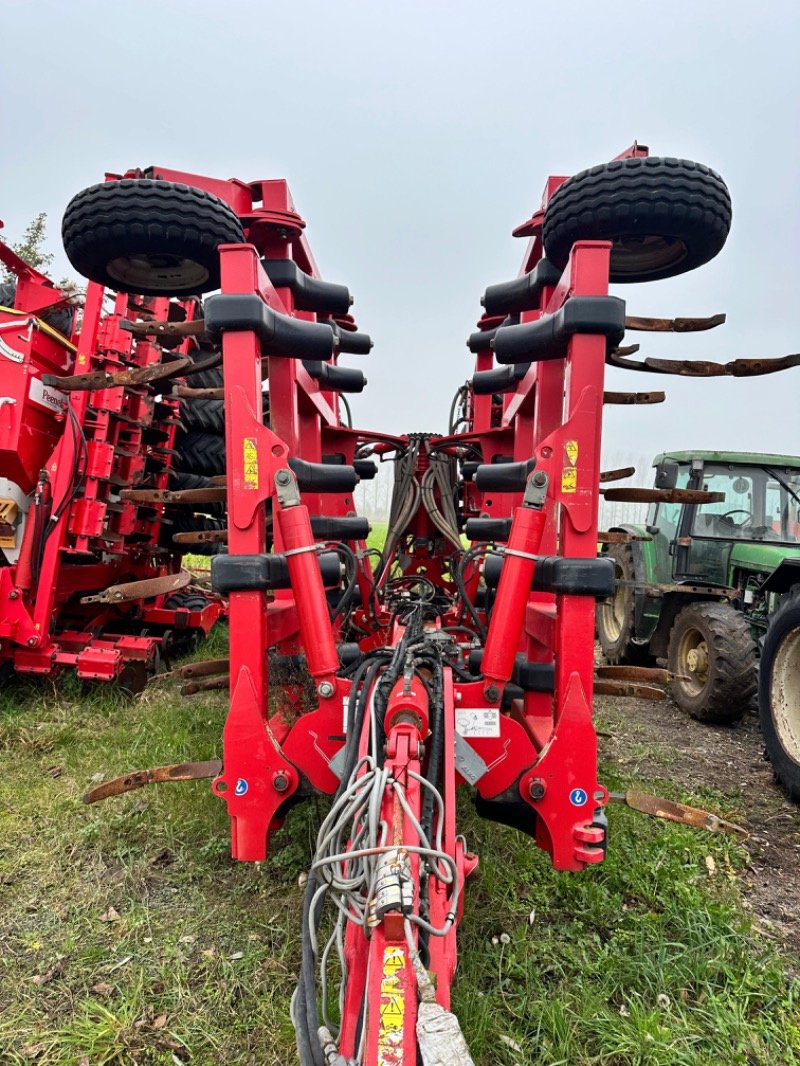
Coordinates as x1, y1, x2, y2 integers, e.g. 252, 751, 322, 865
273, 771, 290, 793
529, 778, 546, 801
484, 684, 500, 703
317, 680, 335, 699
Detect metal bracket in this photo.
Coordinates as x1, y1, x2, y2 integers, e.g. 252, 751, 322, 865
274, 468, 301, 507
523, 470, 548, 509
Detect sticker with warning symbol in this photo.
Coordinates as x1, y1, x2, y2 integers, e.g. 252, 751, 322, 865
565, 440, 579, 466
561, 467, 577, 494
243, 438, 259, 489
377, 946, 406, 1063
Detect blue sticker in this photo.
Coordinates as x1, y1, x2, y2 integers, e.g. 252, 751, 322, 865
234, 778, 249, 796
569, 788, 588, 807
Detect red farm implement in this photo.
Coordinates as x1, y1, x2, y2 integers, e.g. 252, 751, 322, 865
0, 215, 224, 689
70, 146, 750, 1062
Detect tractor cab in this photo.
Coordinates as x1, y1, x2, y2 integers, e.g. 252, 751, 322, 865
648, 451, 800, 588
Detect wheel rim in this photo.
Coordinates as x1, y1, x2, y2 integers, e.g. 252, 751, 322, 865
769, 626, 800, 763
107, 253, 210, 291
675, 626, 709, 697
611, 235, 689, 279
600, 563, 626, 642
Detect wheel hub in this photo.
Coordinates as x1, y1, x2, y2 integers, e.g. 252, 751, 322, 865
686, 644, 708, 675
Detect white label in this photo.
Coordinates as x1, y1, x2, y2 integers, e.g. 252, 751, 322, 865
28, 376, 66, 413
342, 696, 349, 732
455, 707, 500, 738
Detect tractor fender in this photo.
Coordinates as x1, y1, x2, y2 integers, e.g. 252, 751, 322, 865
760, 558, 800, 596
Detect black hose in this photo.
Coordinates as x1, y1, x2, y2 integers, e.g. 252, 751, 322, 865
456, 546, 488, 641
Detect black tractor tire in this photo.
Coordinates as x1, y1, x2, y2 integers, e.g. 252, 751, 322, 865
160, 514, 227, 555
173, 431, 226, 477
62, 179, 245, 297
758, 588, 800, 802
542, 156, 732, 283
166, 472, 226, 518
667, 602, 757, 724
183, 366, 224, 390
596, 544, 650, 664
180, 397, 225, 436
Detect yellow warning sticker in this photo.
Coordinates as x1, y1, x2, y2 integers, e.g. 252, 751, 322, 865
561, 467, 577, 494
565, 439, 579, 466
377, 946, 406, 1064
243, 437, 259, 489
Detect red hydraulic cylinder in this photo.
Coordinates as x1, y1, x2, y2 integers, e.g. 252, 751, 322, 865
275, 491, 339, 680
481, 488, 548, 693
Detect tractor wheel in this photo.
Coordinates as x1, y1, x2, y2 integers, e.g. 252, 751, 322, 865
596, 545, 650, 664
173, 431, 226, 477
758, 588, 800, 802
542, 156, 732, 283
667, 602, 757, 724
62, 179, 244, 296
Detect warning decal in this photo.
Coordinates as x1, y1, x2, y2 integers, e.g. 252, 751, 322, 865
561, 467, 577, 494
243, 437, 259, 489
565, 439, 579, 466
377, 946, 406, 1064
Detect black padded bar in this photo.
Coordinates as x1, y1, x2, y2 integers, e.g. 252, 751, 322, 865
472, 363, 530, 395
322, 455, 377, 480
531, 556, 615, 598
466, 649, 554, 692
311, 516, 371, 540
515, 660, 556, 693
212, 550, 341, 593
302, 360, 367, 393
205, 293, 336, 361
289, 457, 358, 493
483, 552, 614, 598
325, 319, 373, 354
262, 259, 352, 315
481, 259, 561, 315
493, 296, 626, 365
474, 459, 535, 492
464, 518, 512, 541
460, 462, 480, 482
467, 314, 519, 354
270, 642, 362, 673
352, 459, 377, 480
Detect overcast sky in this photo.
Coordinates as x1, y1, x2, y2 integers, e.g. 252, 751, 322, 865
2, 0, 799, 472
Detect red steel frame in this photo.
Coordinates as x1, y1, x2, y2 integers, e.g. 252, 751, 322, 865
138, 150, 632, 1062
0, 230, 222, 683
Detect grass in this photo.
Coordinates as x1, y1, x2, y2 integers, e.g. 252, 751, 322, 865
1, 627, 799, 1064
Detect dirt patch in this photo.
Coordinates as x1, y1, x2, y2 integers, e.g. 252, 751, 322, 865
597, 690, 800, 959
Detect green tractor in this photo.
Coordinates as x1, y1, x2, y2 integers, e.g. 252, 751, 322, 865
598, 451, 800, 724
